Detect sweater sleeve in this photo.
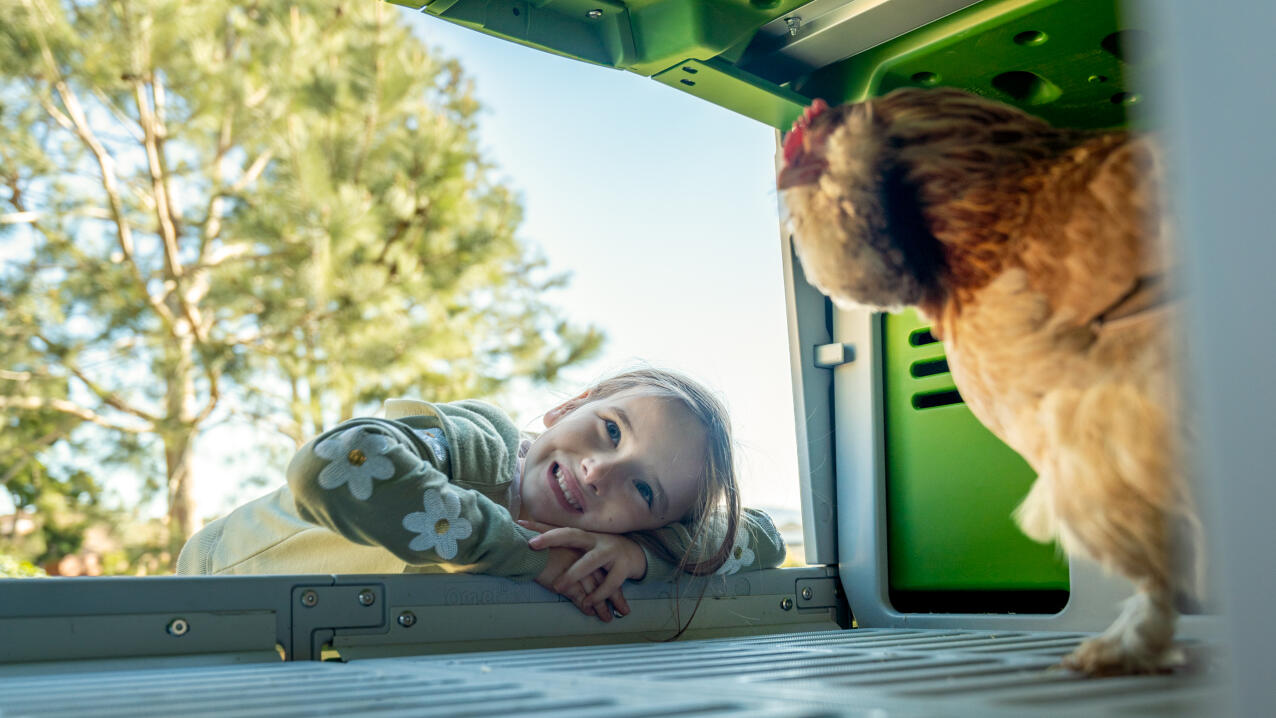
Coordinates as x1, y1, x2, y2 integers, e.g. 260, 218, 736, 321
287, 417, 548, 581
635, 507, 788, 583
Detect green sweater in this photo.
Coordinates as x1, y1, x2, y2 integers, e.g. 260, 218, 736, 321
177, 398, 786, 582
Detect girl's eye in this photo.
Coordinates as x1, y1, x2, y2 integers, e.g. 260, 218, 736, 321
635, 480, 654, 508
604, 419, 621, 446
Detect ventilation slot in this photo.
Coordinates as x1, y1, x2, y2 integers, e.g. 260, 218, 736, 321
912, 389, 963, 409
908, 328, 939, 346
910, 358, 949, 378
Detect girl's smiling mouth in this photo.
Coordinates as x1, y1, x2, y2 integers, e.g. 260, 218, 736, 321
549, 461, 585, 513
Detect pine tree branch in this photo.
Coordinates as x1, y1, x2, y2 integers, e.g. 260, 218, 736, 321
25, 8, 178, 333
28, 331, 161, 425
0, 429, 64, 487
133, 71, 206, 344
64, 362, 161, 425
0, 396, 149, 434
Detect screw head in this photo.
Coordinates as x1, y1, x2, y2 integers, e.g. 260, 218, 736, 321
300, 589, 319, 608
780, 597, 794, 611
357, 589, 376, 607
398, 610, 417, 628
166, 618, 189, 636
801, 586, 814, 600
586, 9, 603, 19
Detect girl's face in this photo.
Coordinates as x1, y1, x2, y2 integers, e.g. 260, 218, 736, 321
518, 391, 706, 533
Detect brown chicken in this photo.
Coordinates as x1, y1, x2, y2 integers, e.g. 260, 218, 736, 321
779, 87, 1199, 676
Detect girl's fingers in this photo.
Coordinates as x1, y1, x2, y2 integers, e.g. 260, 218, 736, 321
552, 551, 608, 593
585, 569, 628, 613
609, 588, 630, 617
528, 527, 595, 551
563, 586, 593, 617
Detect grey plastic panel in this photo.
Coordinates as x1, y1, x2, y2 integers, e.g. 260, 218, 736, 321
825, 302, 1166, 633
0, 628, 1220, 717
779, 215, 840, 567
0, 567, 843, 665
742, 0, 985, 84
1155, 2, 1276, 716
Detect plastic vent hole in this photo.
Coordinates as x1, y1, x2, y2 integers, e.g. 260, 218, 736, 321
511, 7, 520, 15
1013, 30, 1048, 46
1088, 74, 1109, 84
911, 71, 941, 86
908, 328, 939, 346
1110, 92, 1141, 105
680, 79, 696, 87
991, 71, 1062, 105
682, 66, 698, 74
1101, 30, 1150, 63
912, 390, 964, 409
910, 358, 951, 378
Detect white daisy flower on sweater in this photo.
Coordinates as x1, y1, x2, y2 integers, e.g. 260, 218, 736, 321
403, 487, 473, 560
313, 427, 396, 500
716, 528, 756, 575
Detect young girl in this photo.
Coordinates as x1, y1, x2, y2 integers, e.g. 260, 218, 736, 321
177, 369, 786, 620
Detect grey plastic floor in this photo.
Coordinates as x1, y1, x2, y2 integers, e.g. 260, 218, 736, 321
0, 628, 1219, 717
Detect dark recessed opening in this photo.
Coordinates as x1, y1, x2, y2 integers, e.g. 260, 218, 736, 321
911, 71, 940, 86
910, 358, 951, 378
511, 7, 520, 15
1013, 30, 1048, 46
1110, 91, 1141, 105
912, 389, 964, 409
682, 66, 698, 74
908, 328, 939, 346
680, 79, 696, 87
991, 71, 1062, 105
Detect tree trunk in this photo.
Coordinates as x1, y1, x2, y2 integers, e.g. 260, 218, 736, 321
164, 426, 196, 550
163, 333, 198, 551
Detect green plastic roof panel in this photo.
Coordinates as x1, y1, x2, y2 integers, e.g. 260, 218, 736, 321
391, 0, 1149, 131
390, 0, 811, 73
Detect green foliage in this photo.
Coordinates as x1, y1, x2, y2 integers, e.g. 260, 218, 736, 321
0, 0, 602, 560
0, 554, 46, 578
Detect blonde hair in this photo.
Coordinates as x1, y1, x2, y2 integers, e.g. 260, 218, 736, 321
561, 368, 741, 577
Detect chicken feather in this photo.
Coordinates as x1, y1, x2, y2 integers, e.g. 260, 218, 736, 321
780, 87, 1196, 676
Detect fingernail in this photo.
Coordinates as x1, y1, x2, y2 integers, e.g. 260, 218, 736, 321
516, 519, 528, 526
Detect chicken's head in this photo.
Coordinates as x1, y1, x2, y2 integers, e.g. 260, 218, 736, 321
777, 98, 834, 190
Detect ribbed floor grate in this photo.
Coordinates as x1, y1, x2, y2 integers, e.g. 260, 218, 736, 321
0, 629, 1218, 717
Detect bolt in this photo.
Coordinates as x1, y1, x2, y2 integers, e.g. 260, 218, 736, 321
801, 586, 814, 601
398, 611, 417, 628
780, 597, 794, 611
166, 618, 189, 637
300, 589, 319, 608
586, 9, 603, 19
357, 589, 376, 607
785, 17, 802, 37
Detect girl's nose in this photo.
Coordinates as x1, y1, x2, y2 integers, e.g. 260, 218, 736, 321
580, 457, 620, 494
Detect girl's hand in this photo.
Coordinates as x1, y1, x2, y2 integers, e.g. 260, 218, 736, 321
521, 519, 643, 622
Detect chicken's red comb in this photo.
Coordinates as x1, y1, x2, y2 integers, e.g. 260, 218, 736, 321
782, 98, 830, 164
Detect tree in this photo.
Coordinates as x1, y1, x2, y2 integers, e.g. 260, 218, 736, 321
0, 0, 602, 552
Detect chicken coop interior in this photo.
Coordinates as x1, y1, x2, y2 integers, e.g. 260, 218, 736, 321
2, 0, 1271, 716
